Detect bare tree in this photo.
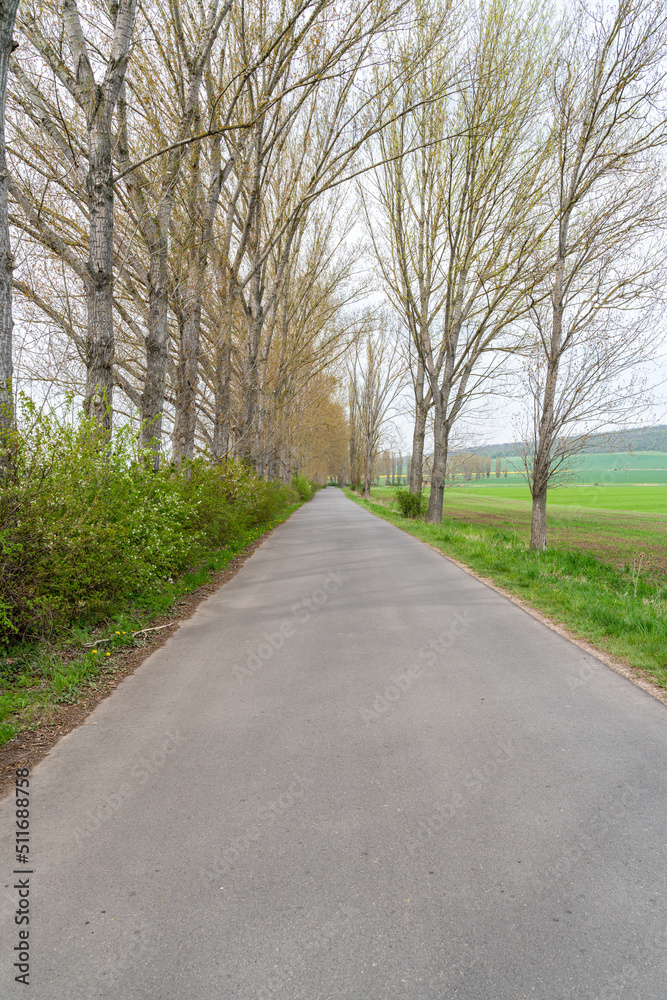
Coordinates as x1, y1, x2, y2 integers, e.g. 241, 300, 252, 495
520, 0, 667, 550
117, 0, 232, 464
216, 0, 451, 469
197, 185, 363, 473
15, 0, 136, 432
348, 321, 404, 498
362, 0, 551, 523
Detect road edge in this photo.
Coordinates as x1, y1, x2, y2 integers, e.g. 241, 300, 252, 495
0, 510, 298, 798
345, 490, 667, 709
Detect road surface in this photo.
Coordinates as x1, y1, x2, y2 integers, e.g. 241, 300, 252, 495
1, 487, 666, 998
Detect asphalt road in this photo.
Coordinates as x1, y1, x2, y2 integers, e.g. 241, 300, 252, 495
1, 487, 666, 999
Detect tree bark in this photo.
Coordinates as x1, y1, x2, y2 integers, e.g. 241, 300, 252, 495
0, 0, 19, 464
363, 437, 373, 499
409, 353, 429, 494
64, 0, 136, 433
138, 216, 170, 466
349, 429, 358, 489
530, 485, 548, 550
212, 337, 231, 461
426, 400, 449, 523
83, 115, 114, 430
410, 403, 427, 494
238, 344, 260, 464
529, 253, 565, 548
171, 295, 201, 464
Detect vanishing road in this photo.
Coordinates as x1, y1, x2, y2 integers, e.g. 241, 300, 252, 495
2, 487, 666, 999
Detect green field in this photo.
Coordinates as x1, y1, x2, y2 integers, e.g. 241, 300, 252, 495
483, 451, 667, 486
370, 483, 667, 578
451, 484, 667, 514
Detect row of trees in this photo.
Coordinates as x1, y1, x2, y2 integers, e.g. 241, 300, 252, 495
2, 0, 450, 480
354, 0, 667, 548
2, 0, 666, 547
377, 449, 404, 485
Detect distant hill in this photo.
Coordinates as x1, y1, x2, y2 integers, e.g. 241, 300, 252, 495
468, 425, 667, 459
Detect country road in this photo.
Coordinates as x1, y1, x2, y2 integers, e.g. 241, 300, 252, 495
1, 487, 666, 999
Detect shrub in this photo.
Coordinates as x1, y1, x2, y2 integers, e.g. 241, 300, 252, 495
0, 397, 304, 643
393, 487, 425, 518
291, 474, 313, 502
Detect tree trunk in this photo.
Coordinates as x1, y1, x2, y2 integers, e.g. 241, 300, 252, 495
0, 0, 19, 465
240, 362, 260, 464
171, 297, 201, 464
267, 442, 280, 481
235, 306, 263, 464
83, 116, 115, 432
172, 132, 227, 465
410, 406, 427, 494
68, 0, 136, 434
140, 233, 169, 467
530, 485, 548, 550
363, 439, 373, 498
409, 356, 428, 494
212, 337, 231, 461
529, 254, 565, 549
426, 405, 448, 523
349, 432, 357, 489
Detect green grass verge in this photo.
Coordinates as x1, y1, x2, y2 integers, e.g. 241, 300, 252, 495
344, 489, 667, 691
368, 485, 667, 579
0, 506, 300, 747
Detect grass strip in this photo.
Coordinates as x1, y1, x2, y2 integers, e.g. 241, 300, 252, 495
0, 505, 300, 747
345, 489, 667, 691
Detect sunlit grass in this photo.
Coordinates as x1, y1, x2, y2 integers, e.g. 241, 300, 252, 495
347, 489, 667, 690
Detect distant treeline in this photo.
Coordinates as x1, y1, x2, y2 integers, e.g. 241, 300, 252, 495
470, 425, 667, 459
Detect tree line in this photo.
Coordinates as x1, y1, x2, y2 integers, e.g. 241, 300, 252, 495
348, 0, 667, 547
1, 0, 666, 549
1, 0, 437, 480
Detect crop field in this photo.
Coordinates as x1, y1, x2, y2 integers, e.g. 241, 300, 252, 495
485, 451, 667, 485
453, 484, 667, 513
370, 483, 667, 579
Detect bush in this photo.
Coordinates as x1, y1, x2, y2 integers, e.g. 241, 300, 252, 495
393, 487, 425, 519
291, 474, 313, 502
0, 397, 304, 643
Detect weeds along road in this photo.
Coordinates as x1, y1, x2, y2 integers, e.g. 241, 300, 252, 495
1, 487, 666, 999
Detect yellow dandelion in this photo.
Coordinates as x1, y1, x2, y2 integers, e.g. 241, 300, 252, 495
106, 652, 111, 657
92, 649, 98, 653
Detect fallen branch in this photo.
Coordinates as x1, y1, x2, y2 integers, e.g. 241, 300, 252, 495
82, 622, 175, 647
131, 623, 175, 638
